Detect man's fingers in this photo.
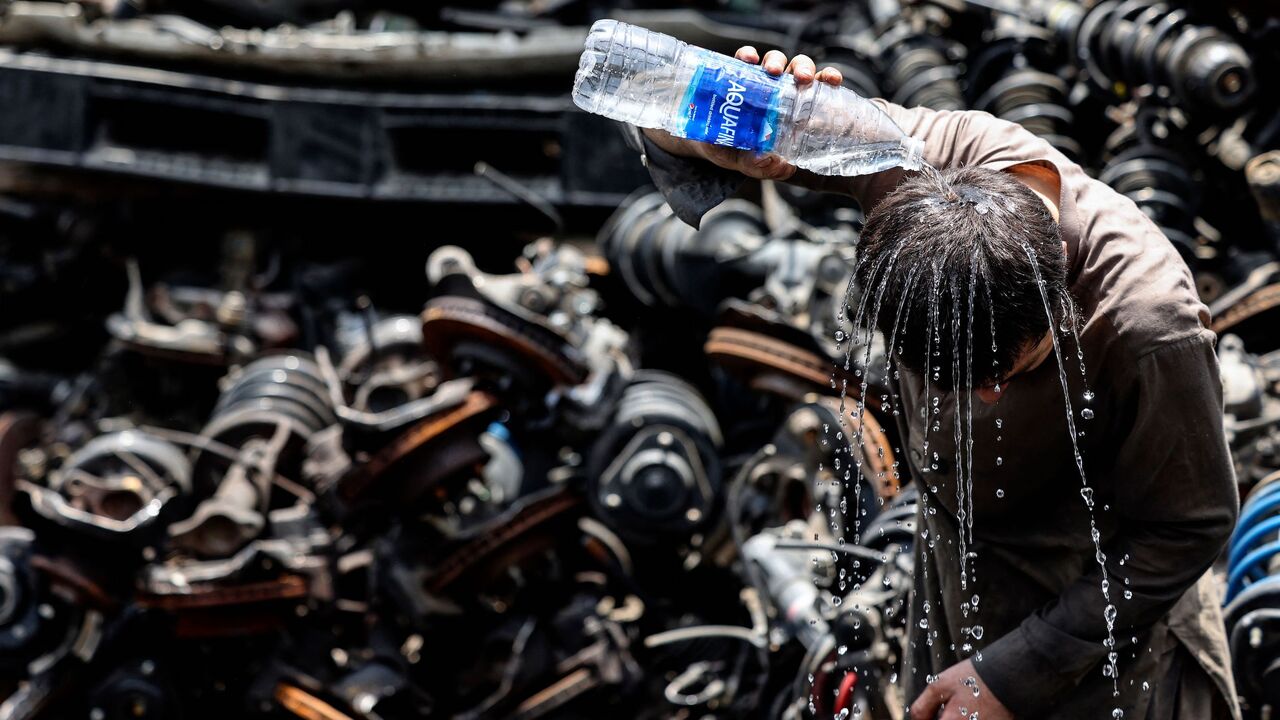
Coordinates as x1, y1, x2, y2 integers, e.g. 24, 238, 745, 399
909, 685, 944, 719
735, 46, 760, 64
786, 54, 816, 83
818, 66, 844, 86
762, 50, 788, 75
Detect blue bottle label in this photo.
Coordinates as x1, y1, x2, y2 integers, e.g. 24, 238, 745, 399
680, 61, 782, 153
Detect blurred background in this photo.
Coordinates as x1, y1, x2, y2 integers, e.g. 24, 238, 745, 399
0, 0, 1276, 718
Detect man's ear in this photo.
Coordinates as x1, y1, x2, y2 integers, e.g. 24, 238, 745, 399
1006, 164, 1061, 222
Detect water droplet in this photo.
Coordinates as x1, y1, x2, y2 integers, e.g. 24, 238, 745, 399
1112, 709, 1124, 719
1081, 408, 1095, 420
995, 418, 1003, 429
1123, 590, 1133, 600
835, 330, 845, 341
1104, 604, 1117, 625
1083, 390, 1095, 403
919, 618, 929, 629
970, 625, 984, 639
996, 456, 1003, 466
996, 488, 1005, 498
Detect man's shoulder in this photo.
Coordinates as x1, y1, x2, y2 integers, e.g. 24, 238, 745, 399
1070, 175, 1211, 359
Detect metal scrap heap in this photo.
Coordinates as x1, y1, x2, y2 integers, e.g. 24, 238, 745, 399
0, 0, 1276, 718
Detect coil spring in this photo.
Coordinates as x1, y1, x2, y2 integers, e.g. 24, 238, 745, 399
967, 25, 1081, 161
879, 29, 966, 111
588, 371, 722, 542
1099, 112, 1200, 262
194, 353, 337, 491
598, 192, 767, 316
1059, 0, 1254, 111
808, 46, 882, 100
1224, 472, 1280, 710
1227, 475, 1280, 606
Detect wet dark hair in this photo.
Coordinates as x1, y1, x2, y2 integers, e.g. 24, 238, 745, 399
852, 165, 1067, 391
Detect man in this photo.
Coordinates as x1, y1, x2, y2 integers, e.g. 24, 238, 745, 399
626, 47, 1241, 719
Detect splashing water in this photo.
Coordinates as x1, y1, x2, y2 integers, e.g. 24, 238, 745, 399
1023, 243, 1119, 690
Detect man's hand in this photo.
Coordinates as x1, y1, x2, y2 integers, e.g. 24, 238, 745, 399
909, 660, 1014, 719
641, 48, 844, 182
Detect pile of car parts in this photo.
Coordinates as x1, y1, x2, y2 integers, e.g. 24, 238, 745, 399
0, 0, 1275, 718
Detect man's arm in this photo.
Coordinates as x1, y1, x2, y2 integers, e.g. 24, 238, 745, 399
633, 52, 1075, 224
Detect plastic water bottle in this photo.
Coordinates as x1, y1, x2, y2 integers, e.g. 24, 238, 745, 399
572, 19, 925, 176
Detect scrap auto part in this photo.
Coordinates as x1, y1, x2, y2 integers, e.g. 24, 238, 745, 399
23, 429, 190, 541
423, 243, 631, 423
0, 528, 51, 666
600, 192, 858, 343
966, 17, 1081, 160
334, 314, 438, 415
587, 371, 722, 544
1227, 470, 1280, 716
174, 353, 335, 557
1046, 0, 1254, 112
334, 383, 499, 507
140, 507, 329, 637
1099, 109, 1201, 264
106, 260, 296, 366
0, 3, 590, 80
866, 0, 966, 111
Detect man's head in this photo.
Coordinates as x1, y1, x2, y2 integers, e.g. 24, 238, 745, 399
853, 166, 1067, 398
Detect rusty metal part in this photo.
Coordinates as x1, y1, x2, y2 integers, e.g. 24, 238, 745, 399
1211, 284, 1280, 336
1249, 152, 1280, 248
0, 412, 39, 526
136, 575, 309, 610
425, 490, 581, 594
138, 574, 310, 637
275, 683, 355, 720
28, 555, 116, 612
422, 297, 587, 388
705, 327, 878, 409
338, 390, 498, 504
816, 397, 899, 500
511, 667, 597, 720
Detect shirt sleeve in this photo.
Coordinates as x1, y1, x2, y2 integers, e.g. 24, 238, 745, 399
622, 124, 745, 228
973, 332, 1240, 717
620, 101, 1071, 224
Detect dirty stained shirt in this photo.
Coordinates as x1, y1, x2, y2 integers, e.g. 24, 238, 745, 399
625, 102, 1241, 719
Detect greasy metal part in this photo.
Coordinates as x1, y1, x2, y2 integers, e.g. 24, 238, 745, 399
335, 314, 438, 415
1249, 152, 1280, 252
867, 0, 966, 111
424, 489, 580, 594
1099, 109, 1200, 262
0, 4, 1270, 718
1047, 0, 1254, 112
587, 371, 722, 542
106, 260, 256, 364
966, 19, 1081, 159
20, 428, 190, 541
336, 389, 498, 504
422, 296, 587, 388
168, 456, 266, 558
0, 412, 38, 525
32, 430, 192, 538
0, 2, 590, 80
275, 683, 355, 720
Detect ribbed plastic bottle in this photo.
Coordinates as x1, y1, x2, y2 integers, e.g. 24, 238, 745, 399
572, 19, 925, 176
